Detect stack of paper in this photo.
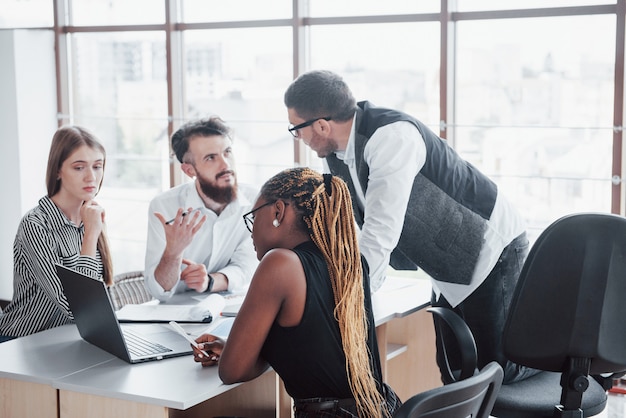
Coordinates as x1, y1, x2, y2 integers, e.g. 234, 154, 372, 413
116, 293, 226, 323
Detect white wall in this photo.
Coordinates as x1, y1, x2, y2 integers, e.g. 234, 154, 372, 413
0, 29, 57, 301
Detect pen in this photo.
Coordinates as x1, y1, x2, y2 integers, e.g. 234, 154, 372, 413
169, 321, 211, 357
165, 210, 190, 225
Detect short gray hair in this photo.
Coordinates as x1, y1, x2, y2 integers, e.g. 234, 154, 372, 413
284, 70, 357, 122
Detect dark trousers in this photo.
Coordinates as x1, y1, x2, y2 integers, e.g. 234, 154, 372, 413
432, 232, 540, 385
293, 383, 402, 418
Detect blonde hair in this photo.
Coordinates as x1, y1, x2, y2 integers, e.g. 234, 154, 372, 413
260, 167, 386, 418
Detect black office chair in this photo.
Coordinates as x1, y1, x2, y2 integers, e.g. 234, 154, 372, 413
491, 213, 626, 418
394, 361, 503, 418
393, 306, 504, 418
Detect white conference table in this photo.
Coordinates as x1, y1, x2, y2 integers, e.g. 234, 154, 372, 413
372, 274, 432, 326
0, 325, 113, 418
0, 275, 438, 418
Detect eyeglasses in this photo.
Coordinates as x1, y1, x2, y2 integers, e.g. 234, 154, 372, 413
288, 116, 332, 138
242, 201, 274, 233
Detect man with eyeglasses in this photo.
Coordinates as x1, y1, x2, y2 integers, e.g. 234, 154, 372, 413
144, 117, 258, 302
284, 70, 538, 386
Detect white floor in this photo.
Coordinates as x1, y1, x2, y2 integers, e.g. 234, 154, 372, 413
606, 392, 626, 418
488, 393, 625, 418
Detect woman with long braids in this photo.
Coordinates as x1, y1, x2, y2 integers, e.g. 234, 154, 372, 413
192, 167, 401, 417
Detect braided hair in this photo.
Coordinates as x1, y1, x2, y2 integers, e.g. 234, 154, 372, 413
259, 167, 386, 418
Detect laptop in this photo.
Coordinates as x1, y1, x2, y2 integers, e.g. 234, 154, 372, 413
56, 264, 194, 363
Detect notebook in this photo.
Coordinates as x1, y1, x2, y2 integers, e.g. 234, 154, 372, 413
56, 264, 194, 363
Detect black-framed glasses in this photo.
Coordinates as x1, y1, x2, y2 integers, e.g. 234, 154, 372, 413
288, 116, 332, 138
242, 201, 274, 233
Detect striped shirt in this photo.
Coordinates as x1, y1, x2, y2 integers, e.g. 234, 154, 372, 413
0, 196, 103, 337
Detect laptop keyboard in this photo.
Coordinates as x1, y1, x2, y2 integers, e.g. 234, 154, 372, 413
123, 329, 173, 357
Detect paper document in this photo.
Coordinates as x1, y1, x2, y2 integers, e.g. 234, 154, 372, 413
116, 293, 226, 323
205, 317, 235, 340
221, 294, 245, 317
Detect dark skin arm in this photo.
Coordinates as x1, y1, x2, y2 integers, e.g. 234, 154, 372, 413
193, 247, 307, 384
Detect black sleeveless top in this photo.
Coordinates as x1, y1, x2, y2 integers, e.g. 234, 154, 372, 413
260, 241, 384, 400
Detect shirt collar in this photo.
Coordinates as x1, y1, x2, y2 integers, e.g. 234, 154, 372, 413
39, 195, 79, 229
335, 112, 357, 164
184, 182, 207, 212
186, 182, 251, 217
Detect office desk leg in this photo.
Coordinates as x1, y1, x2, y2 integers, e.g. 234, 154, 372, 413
59, 391, 168, 418
0, 378, 57, 418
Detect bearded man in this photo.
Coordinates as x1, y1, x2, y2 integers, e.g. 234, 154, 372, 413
144, 117, 258, 301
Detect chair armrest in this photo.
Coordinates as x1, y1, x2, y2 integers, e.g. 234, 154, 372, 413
428, 306, 478, 382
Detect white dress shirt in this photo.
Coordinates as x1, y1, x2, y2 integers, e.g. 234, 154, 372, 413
332, 117, 525, 306
144, 182, 259, 301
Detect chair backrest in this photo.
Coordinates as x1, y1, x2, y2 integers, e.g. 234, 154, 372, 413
108, 270, 154, 311
393, 361, 504, 418
503, 213, 626, 375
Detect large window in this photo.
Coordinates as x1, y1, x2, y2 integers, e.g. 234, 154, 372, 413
182, 27, 294, 184
3, 0, 625, 276
455, 14, 616, 238
70, 0, 165, 25
69, 31, 169, 272
181, 0, 292, 21
307, 0, 439, 16
309, 22, 440, 122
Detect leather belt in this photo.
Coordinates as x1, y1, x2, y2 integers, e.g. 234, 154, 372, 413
295, 397, 356, 412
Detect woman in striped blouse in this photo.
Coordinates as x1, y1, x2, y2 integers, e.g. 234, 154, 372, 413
0, 126, 113, 342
